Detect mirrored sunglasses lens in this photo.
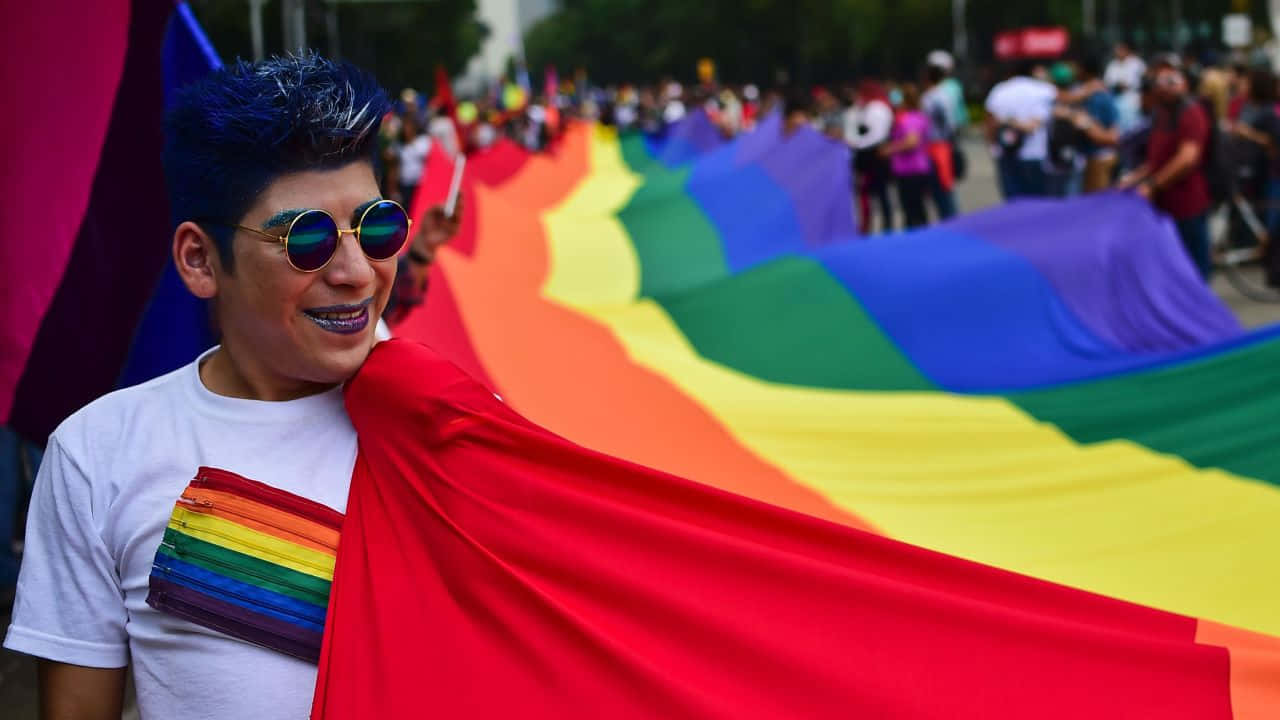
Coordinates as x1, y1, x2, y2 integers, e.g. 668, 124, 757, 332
359, 201, 410, 260
286, 211, 339, 271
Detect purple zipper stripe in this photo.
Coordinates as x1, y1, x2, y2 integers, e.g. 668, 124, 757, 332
147, 576, 324, 662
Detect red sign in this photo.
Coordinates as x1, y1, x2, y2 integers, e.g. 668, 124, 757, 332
994, 27, 1070, 60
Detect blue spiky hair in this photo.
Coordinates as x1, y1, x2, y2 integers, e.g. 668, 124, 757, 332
163, 53, 390, 269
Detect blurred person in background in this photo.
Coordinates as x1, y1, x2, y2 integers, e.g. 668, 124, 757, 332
846, 80, 896, 232
1226, 66, 1280, 285
1226, 67, 1280, 180
1045, 61, 1086, 197
1118, 65, 1213, 280
663, 81, 687, 124
1, 427, 41, 610
985, 61, 1056, 198
927, 50, 970, 135
1117, 73, 1157, 174
392, 98, 431, 208
613, 85, 639, 129
888, 83, 904, 108
639, 86, 663, 133
1053, 56, 1120, 193
815, 87, 843, 138
783, 87, 815, 135
822, 112, 846, 142
718, 88, 745, 137
742, 84, 761, 130
1197, 65, 1231, 122
472, 107, 499, 149
880, 83, 933, 228
921, 64, 958, 218
523, 102, 548, 149
1106, 42, 1146, 132
1228, 62, 1250, 121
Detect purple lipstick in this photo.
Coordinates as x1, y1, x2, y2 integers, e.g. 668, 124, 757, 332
303, 297, 372, 335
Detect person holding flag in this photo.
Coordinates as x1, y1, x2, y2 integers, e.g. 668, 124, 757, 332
3, 53, 455, 719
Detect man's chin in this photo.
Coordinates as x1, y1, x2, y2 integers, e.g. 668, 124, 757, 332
304, 338, 377, 386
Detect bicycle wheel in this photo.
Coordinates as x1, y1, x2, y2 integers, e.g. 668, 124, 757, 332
1214, 198, 1280, 302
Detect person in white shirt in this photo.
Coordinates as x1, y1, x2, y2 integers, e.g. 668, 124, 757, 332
922, 64, 959, 219
1104, 43, 1147, 96
1105, 43, 1147, 132
984, 61, 1058, 198
927, 49, 970, 130
394, 111, 432, 207
845, 81, 896, 232
3, 54, 457, 720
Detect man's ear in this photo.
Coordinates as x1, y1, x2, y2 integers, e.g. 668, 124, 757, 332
173, 221, 223, 299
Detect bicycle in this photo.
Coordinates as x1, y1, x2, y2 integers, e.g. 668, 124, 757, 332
1211, 192, 1280, 302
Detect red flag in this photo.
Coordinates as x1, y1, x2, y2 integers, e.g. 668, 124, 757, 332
433, 63, 456, 115
408, 142, 453, 223
312, 339, 1275, 719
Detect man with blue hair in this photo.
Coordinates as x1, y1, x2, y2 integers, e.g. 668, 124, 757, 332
4, 54, 454, 718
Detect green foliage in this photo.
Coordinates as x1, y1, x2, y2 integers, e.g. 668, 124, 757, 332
524, 0, 952, 85
524, 0, 1245, 86
186, 0, 488, 95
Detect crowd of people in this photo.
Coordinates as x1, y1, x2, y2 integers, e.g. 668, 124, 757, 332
372, 54, 974, 236
984, 43, 1280, 285
378, 43, 1280, 285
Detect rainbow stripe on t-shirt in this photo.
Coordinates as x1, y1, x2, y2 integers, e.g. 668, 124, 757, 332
146, 466, 343, 662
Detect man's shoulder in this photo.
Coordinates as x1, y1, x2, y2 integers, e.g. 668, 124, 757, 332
1175, 99, 1210, 132
1027, 78, 1058, 99
51, 362, 191, 457
1085, 90, 1118, 116
984, 80, 1012, 109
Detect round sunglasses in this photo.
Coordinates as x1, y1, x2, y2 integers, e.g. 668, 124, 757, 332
211, 199, 412, 272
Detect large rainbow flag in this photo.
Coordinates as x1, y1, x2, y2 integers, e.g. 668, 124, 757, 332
398, 118, 1280, 649
5, 7, 1279, 705
315, 338, 1277, 717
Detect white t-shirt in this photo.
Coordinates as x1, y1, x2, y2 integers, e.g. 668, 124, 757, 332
984, 76, 1057, 160
396, 134, 432, 187
1104, 55, 1147, 93
1105, 55, 1147, 133
4, 348, 357, 719
844, 100, 893, 149
921, 84, 954, 142
663, 100, 687, 124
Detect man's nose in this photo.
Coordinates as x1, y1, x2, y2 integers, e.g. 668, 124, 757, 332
323, 229, 376, 286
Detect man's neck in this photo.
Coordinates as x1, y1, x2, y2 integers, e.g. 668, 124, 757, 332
199, 344, 337, 402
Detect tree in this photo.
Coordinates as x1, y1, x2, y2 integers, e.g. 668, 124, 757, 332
186, 0, 488, 94
524, 0, 1249, 88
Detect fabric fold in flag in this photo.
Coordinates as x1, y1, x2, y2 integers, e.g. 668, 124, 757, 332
312, 339, 1279, 719
396, 122, 1280, 644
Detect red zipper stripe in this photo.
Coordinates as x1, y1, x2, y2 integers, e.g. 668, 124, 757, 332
192, 466, 344, 530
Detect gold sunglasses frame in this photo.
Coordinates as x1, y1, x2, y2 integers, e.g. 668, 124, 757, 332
231, 199, 413, 273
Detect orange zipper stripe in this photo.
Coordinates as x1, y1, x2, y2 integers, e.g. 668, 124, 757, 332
180, 488, 340, 553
